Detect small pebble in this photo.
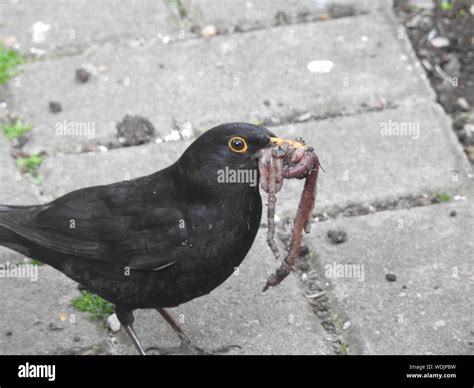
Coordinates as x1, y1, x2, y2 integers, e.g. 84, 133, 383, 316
73, 336, 81, 342
201, 25, 217, 38
386, 273, 397, 282
107, 313, 121, 332
307, 60, 334, 73
49, 101, 62, 113
327, 230, 347, 244
449, 210, 457, 217
297, 262, 309, 272
297, 112, 312, 122
430, 36, 450, 48
456, 97, 470, 112
6, 331, 12, 337
75, 68, 91, 83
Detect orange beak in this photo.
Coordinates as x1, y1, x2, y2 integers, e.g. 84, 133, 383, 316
270, 137, 306, 149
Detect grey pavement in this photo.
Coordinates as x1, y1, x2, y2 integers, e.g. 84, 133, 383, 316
0, 134, 39, 205
0, 262, 118, 355
0, 0, 180, 56
0, 0, 473, 355
5, 12, 432, 155
304, 201, 473, 355
38, 101, 471, 217
0, 0, 392, 57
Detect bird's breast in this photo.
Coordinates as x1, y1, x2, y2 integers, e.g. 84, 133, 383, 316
167, 189, 262, 303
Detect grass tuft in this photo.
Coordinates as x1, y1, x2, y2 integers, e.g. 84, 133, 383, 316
16, 154, 42, 174
0, 45, 23, 84
2, 120, 32, 140
71, 291, 114, 323
436, 193, 450, 203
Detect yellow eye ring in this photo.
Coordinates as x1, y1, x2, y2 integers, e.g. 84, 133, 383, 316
228, 136, 248, 154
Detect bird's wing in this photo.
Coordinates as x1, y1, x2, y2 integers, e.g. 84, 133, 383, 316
0, 181, 188, 271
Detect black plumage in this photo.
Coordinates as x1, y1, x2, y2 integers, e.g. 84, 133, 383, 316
0, 123, 276, 354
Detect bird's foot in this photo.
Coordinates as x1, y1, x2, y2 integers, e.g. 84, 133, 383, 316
145, 338, 241, 355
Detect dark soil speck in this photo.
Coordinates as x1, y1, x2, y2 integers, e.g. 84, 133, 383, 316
48, 322, 65, 331
75, 68, 91, 83
49, 101, 63, 113
299, 244, 309, 257
327, 230, 347, 244
116, 115, 155, 146
386, 273, 397, 282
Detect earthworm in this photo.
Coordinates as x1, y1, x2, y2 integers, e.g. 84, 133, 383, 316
259, 144, 319, 291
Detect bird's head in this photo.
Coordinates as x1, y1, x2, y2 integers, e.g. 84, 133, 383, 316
175, 123, 304, 194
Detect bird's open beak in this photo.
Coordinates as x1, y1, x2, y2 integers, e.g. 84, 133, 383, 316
270, 137, 306, 149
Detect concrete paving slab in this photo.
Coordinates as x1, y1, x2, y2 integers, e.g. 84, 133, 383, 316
5, 13, 433, 155
0, 0, 393, 58
0, 258, 118, 355
38, 141, 191, 201
0, 134, 39, 205
0, 0, 179, 57
304, 201, 474, 355
273, 101, 473, 217
38, 102, 472, 217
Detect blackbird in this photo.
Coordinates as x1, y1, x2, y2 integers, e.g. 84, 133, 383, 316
0, 123, 301, 355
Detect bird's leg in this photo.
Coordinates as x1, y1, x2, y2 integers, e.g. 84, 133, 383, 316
157, 308, 190, 344
124, 325, 146, 355
115, 307, 146, 355
145, 309, 241, 355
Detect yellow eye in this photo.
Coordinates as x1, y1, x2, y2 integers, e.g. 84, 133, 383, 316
228, 136, 248, 154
